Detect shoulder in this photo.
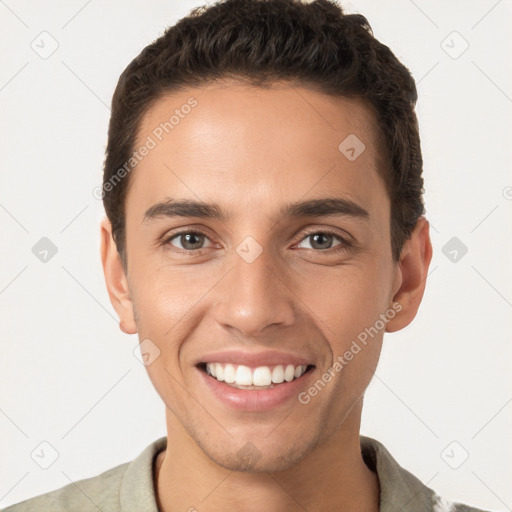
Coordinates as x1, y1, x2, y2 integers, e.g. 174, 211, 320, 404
432, 493, 495, 512
2, 436, 167, 512
360, 435, 495, 512
2, 461, 129, 512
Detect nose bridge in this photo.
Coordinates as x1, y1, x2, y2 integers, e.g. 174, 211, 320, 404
215, 237, 295, 337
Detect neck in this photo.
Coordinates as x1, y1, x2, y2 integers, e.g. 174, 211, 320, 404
155, 401, 380, 512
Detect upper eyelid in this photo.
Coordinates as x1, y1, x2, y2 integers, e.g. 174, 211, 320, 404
300, 227, 351, 240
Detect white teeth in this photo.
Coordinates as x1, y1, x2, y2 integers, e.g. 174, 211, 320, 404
284, 364, 295, 382
207, 363, 216, 377
235, 365, 253, 386
204, 362, 308, 387
252, 366, 272, 386
295, 365, 305, 378
223, 363, 236, 383
271, 365, 285, 384
215, 363, 224, 382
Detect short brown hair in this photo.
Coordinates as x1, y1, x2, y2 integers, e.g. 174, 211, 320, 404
102, 0, 424, 263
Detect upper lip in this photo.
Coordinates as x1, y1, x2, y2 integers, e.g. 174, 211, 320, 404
196, 350, 315, 368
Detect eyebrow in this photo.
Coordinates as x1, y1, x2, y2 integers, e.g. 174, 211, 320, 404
142, 197, 370, 223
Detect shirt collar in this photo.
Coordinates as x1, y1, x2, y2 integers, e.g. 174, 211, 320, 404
119, 435, 440, 512
119, 436, 166, 512
360, 435, 442, 511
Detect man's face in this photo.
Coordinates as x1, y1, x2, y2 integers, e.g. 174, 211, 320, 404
119, 81, 401, 471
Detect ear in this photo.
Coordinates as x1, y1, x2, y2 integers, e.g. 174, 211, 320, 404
100, 218, 137, 335
385, 216, 433, 333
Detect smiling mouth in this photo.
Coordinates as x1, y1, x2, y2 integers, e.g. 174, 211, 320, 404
197, 362, 315, 389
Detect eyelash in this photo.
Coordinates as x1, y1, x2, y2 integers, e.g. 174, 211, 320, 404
161, 228, 353, 254
297, 228, 353, 252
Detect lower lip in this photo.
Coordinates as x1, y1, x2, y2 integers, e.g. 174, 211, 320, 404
197, 367, 314, 411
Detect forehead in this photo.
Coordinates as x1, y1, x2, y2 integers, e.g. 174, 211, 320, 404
128, 81, 388, 220
136, 80, 381, 157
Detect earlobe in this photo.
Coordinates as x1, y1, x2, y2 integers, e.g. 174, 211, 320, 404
385, 217, 433, 333
100, 218, 137, 335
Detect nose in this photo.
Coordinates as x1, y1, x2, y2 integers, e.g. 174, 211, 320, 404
213, 242, 296, 339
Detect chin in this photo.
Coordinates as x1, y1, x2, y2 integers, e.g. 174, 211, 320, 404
192, 430, 319, 473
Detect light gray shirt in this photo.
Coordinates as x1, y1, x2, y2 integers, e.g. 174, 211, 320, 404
2, 435, 493, 511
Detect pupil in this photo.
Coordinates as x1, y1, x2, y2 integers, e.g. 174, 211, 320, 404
312, 233, 331, 249
182, 233, 203, 249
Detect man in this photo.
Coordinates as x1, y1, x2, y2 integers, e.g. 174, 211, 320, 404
4, 0, 493, 510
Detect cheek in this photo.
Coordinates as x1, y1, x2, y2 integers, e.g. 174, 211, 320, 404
130, 259, 206, 325
130, 268, 200, 406
129, 262, 222, 367
301, 261, 389, 340
302, 262, 388, 390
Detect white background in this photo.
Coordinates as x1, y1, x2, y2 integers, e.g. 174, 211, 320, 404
1, 0, 511, 510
